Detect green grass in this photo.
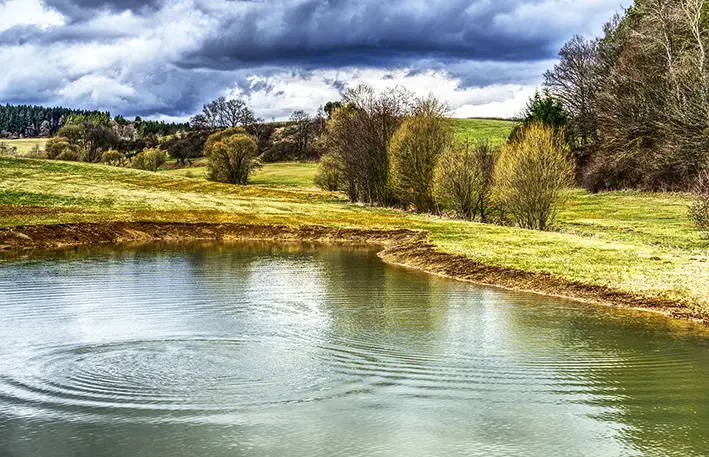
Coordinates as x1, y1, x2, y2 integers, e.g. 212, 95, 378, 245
1, 138, 48, 154
1, 155, 708, 317
454, 118, 516, 145
250, 162, 318, 188
161, 162, 318, 188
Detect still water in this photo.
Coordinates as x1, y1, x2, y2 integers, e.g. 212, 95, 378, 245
1, 243, 708, 457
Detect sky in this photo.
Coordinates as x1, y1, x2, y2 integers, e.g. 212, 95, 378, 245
0, 0, 623, 121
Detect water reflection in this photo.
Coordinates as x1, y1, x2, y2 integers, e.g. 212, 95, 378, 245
0, 242, 708, 457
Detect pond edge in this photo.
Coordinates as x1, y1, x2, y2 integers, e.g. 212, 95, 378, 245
0, 221, 704, 325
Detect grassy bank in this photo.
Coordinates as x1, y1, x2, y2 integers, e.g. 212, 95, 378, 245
1, 155, 708, 321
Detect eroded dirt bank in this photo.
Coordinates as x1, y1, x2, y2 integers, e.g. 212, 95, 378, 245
0, 222, 703, 324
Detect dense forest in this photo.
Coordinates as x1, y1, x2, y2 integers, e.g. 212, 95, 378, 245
0, 104, 108, 138
0, 104, 189, 139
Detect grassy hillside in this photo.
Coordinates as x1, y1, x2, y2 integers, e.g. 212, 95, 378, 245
1, 138, 48, 154
163, 162, 319, 188
454, 118, 516, 144
1, 155, 708, 319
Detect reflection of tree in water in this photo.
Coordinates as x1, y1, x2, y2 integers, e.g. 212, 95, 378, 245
503, 298, 709, 456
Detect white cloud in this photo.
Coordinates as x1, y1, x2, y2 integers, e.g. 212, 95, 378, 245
227, 68, 536, 121
0, 0, 64, 32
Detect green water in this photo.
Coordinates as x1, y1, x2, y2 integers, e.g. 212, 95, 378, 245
1, 243, 708, 457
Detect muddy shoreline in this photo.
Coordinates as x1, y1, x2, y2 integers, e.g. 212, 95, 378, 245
0, 221, 703, 324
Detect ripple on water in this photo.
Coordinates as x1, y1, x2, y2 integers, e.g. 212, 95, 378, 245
0, 337, 346, 422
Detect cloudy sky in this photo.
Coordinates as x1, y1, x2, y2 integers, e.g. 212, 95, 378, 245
0, 0, 622, 121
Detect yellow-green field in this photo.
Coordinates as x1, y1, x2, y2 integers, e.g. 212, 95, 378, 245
1, 155, 708, 319
162, 162, 319, 188
454, 118, 516, 144
1, 138, 48, 154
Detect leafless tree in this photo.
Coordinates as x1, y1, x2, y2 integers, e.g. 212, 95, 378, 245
191, 97, 257, 130
543, 35, 601, 165
319, 83, 413, 205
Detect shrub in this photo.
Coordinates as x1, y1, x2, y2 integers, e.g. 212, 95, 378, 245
159, 130, 209, 165
55, 149, 81, 161
101, 149, 126, 166
389, 100, 453, 213
204, 132, 259, 184
45, 137, 77, 160
435, 140, 498, 221
24, 144, 46, 159
315, 153, 345, 191
495, 123, 574, 230
132, 148, 166, 172
690, 171, 709, 234
0, 142, 15, 156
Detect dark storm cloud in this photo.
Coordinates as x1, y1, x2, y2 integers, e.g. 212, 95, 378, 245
0, 0, 619, 118
179, 0, 558, 72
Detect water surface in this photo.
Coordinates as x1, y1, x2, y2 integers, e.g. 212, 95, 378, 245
1, 243, 708, 457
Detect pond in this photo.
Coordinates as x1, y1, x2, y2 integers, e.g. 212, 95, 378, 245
1, 243, 708, 457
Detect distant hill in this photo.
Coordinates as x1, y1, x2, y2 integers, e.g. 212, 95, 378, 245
454, 118, 516, 144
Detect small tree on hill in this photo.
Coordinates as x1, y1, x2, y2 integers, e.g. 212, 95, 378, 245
389, 97, 453, 213
435, 139, 498, 221
495, 123, 574, 231
132, 148, 166, 172
204, 130, 259, 184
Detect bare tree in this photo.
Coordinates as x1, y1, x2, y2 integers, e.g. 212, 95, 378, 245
191, 97, 256, 130
543, 35, 601, 164
495, 124, 574, 231
290, 110, 313, 158
319, 83, 412, 205
435, 140, 498, 221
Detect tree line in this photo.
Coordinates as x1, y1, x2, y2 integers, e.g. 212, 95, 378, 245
313, 84, 573, 231
539, 0, 709, 192
0, 104, 109, 138
0, 104, 188, 139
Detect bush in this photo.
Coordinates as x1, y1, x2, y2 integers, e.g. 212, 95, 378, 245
101, 149, 127, 166
159, 130, 209, 165
389, 101, 453, 213
205, 132, 259, 184
690, 171, 709, 234
45, 137, 77, 160
435, 140, 498, 221
24, 144, 46, 159
315, 153, 345, 191
55, 149, 81, 161
495, 123, 574, 230
0, 142, 17, 156
132, 148, 166, 172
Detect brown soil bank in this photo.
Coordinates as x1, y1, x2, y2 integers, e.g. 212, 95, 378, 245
0, 222, 703, 324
